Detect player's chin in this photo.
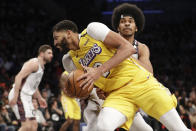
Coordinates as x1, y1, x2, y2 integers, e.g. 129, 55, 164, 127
124, 31, 132, 35
56, 46, 63, 51
46, 59, 52, 63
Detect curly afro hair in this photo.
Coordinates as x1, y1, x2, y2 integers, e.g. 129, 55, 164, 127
112, 3, 145, 33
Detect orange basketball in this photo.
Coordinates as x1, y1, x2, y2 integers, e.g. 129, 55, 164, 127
66, 69, 93, 99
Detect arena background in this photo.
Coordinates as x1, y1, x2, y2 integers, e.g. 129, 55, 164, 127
0, 0, 195, 130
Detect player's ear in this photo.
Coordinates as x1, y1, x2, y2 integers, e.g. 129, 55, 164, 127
39, 51, 44, 57
66, 30, 72, 39
63, 30, 69, 39
135, 27, 138, 32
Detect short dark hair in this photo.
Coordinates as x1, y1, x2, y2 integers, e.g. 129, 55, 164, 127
38, 44, 52, 55
52, 20, 78, 33
112, 3, 145, 33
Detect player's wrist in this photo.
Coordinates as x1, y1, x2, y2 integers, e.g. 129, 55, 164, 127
97, 65, 107, 76
13, 92, 19, 99
37, 96, 43, 101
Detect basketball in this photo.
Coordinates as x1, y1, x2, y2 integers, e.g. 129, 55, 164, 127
66, 69, 93, 99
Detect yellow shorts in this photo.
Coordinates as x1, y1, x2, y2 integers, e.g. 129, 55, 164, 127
103, 73, 177, 130
61, 94, 81, 120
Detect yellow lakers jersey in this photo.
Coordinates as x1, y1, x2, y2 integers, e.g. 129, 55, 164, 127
61, 91, 81, 120
69, 29, 151, 92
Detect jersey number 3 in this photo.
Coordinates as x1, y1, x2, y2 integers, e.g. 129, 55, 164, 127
93, 62, 110, 78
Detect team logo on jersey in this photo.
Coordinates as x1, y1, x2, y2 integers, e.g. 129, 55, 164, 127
79, 44, 102, 66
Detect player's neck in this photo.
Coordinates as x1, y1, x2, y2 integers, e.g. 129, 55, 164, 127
123, 35, 135, 45
72, 34, 80, 50
37, 56, 45, 68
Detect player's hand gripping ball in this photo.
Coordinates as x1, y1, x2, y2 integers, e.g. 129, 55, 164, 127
65, 69, 93, 99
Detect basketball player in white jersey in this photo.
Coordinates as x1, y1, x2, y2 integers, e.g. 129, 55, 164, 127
8, 45, 53, 131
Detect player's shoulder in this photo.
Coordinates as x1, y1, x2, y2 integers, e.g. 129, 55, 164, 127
86, 22, 110, 42
28, 58, 39, 65
137, 41, 149, 50
24, 58, 39, 70
137, 41, 148, 48
62, 53, 69, 62
87, 22, 105, 29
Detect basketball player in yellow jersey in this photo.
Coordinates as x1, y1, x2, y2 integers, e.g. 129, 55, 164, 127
59, 71, 81, 131
82, 3, 154, 131
52, 20, 190, 131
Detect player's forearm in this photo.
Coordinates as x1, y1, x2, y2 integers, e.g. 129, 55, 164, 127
14, 75, 23, 98
33, 89, 42, 100
98, 45, 133, 73
98, 32, 136, 74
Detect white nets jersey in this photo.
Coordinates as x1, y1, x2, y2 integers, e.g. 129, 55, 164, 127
132, 39, 139, 59
21, 58, 44, 95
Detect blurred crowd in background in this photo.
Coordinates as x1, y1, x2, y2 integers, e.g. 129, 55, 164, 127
0, 0, 195, 130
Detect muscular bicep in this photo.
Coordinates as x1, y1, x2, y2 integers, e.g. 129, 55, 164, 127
86, 22, 110, 42
138, 44, 153, 74
87, 22, 134, 49
103, 31, 133, 49
87, 22, 136, 74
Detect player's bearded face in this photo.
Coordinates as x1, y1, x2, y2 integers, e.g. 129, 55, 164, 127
59, 37, 69, 51
55, 37, 67, 52
53, 31, 69, 52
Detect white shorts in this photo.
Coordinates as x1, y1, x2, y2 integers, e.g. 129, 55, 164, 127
8, 88, 35, 121
88, 88, 104, 110
83, 88, 103, 129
